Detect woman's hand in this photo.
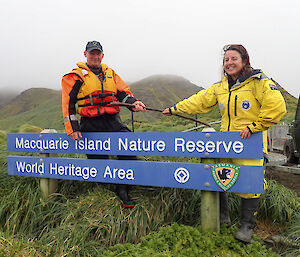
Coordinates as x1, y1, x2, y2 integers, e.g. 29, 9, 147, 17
240, 127, 251, 139
162, 108, 172, 116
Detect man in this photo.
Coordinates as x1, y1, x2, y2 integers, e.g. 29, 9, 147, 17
62, 40, 146, 208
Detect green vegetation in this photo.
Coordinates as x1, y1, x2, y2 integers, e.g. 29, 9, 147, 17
272, 79, 298, 124
104, 223, 278, 257
0, 137, 299, 255
0, 78, 298, 255
0, 130, 6, 145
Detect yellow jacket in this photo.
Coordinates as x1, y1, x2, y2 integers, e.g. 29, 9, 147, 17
170, 70, 286, 152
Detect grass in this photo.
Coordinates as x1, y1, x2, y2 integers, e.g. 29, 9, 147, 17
1, 124, 300, 255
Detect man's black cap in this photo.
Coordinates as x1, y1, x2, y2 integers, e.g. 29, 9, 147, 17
86, 41, 103, 52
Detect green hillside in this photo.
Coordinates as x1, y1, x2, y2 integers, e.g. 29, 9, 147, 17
0, 75, 206, 132
0, 75, 297, 132
0, 88, 60, 120
130, 74, 203, 109
0, 88, 63, 132
272, 78, 298, 123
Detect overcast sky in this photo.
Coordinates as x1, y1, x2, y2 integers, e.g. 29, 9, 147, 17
1, 0, 299, 97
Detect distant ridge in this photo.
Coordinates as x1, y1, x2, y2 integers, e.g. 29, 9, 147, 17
0, 75, 297, 132
0, 88, 60, 120
130, 74, 204, 110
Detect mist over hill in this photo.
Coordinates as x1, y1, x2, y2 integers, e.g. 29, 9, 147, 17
0, 88, 18, 108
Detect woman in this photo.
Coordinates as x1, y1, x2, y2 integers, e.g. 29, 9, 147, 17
162, 44, 286, 243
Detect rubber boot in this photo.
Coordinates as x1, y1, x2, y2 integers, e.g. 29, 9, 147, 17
220, 192, 231, 226
116, 184, 136, 208
235, 198, 259, 243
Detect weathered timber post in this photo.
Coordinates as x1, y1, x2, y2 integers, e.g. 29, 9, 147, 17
40, 129, 58, 198
201, 127, 220, 232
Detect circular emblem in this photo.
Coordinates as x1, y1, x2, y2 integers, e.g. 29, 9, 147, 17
93, 41, 97, 45
174, 167, 190, 184
241, 100, 251, 110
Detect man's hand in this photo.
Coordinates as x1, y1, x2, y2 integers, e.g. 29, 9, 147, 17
132, 101, 146, 112
69, 131, 82, 140
162, 108, 172, 116
240, 127, 251, 139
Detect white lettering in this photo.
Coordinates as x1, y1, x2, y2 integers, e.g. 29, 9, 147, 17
16, 161, 44, 174
223, 141, 232, 153
206, 141, 215, 153
103, 166, 113, 178
186, 140, 195, 152
119, 138, 128, 150
15, 137, 69, 150
118, 138, 165, 152
156, 140, 165, 152
49, 163, 97, 180
126, 169, 134, 180
118, 169, 125, 179
233, 141, 244, 153
216, 141, 222, 152
175, 138, 185, 152
174, 138, 244, 154
75, 138, 110, 151
103, 165, 134, 180
196, 141, 205, 152
15, 138, 24, 148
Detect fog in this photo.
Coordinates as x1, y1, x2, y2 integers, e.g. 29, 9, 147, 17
0, 0, 299, 97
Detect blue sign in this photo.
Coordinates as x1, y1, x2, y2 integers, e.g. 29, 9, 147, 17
7, 156, 264, 194
7, 132, 263, 159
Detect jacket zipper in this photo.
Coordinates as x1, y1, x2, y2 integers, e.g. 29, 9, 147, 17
98, 68, 104, 115
227, 90, 232, 131
234, 95, 237, 116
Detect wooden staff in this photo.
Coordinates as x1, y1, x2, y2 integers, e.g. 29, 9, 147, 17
110, 102, 211, 127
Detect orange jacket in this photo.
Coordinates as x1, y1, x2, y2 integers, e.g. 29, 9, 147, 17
62, 62, 136, 135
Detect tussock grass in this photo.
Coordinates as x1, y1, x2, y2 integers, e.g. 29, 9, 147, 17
18, 124, 43, 133
0, 139, 299, 256
259, 180, 300, 224
0, 130, 6, 145
0, 231, 43, 257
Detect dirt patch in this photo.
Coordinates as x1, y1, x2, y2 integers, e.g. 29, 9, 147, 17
266, 167, 300, 197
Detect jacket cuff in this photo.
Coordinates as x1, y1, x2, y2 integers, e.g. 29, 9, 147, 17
170, 104, 178, 114
124, 95, 137, 104
247, 122, 257, 134
64, 119, 80, 136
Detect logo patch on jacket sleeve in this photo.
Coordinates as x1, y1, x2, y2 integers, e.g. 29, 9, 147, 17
269, 84, 279, 90
241, 100, 251, 110
107, 75, 112, 78
211, 163, 240, 191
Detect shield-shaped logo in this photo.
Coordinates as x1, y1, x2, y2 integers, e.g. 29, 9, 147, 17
211, 163, 240, 191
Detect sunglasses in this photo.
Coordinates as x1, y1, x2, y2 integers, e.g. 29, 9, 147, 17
223, 44, 247, 52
